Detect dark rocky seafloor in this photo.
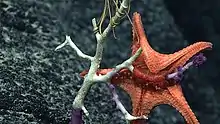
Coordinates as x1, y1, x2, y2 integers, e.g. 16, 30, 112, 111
0, 0, 219, 124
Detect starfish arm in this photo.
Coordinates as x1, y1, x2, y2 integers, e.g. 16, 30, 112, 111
142, 40, 212, 74
132, 12, 149, 43
167, 85, 199, 124
131, 19, 139, 55
150, 41, 212, 73
129, 86, 199, 124
134, 69, 164, 82
166, 43, 211, 73
132, 12, 212, 74
132, 12, 154, 59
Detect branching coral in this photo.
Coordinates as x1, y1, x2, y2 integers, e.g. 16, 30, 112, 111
55, 0, 147, 123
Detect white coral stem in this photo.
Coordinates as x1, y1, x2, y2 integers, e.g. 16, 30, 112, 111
108, 84, 147, 121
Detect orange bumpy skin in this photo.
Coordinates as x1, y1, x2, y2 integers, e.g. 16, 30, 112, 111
80, 12, 212, 124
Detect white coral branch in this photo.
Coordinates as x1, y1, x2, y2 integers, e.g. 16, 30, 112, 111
108, 84, 147, 121
55, 35, 94, 61
94, 48, 142, 82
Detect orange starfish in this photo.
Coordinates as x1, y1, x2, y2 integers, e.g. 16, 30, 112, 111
80, 12, 212, 124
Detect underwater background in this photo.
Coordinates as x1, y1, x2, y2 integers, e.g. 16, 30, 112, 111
0, 0, 219, 123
